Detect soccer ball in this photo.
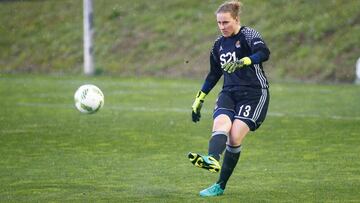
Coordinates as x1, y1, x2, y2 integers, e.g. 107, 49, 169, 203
74, 84, 104, 114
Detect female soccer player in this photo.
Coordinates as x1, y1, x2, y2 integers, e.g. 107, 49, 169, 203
188, 0, 270, 197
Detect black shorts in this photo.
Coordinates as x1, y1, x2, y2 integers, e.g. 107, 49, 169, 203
213, 87, 269, 131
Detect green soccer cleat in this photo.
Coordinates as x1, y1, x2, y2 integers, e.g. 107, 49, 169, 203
188, 152, 221, 173
199, 183, 224, 197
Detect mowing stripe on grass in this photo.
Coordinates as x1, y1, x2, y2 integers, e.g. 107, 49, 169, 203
16, 102, 360, 121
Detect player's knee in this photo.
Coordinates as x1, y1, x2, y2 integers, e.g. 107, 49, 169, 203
213, 114, 232, 132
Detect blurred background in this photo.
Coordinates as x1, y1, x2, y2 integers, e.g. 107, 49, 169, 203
1, 0, 359, 83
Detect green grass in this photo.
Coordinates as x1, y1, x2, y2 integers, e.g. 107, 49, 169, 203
0, 74, 359, 202
1, 0, 360, 82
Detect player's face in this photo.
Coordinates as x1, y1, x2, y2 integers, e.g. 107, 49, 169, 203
216, 12, 240, 37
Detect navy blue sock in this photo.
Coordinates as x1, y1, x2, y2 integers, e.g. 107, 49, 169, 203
217, 145, 242, 189
208, 131, 228, 161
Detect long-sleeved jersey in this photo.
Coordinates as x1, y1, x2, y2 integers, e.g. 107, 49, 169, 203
201, 26, 270, 94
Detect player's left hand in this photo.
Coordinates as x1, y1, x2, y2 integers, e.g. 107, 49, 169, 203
222, 57, 251, 73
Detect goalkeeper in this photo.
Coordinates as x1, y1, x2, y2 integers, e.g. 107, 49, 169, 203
188, 0, 270, 197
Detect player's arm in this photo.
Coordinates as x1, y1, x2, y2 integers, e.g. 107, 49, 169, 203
247, 33, 270, 64
223, 28, 270, 73
192, 51, 222, 123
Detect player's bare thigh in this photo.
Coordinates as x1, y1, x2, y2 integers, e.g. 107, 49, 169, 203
229, 119, 250, 146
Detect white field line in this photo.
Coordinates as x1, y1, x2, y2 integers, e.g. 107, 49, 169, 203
16, 102, 360, 121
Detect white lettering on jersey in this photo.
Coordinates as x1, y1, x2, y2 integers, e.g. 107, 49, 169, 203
220, 51, 237, 66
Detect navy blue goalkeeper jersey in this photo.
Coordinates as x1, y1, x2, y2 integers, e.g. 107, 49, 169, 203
201, 26, 270, 93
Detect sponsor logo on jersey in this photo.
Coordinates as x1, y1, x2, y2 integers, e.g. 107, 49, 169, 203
235, 40, 241, 48
254, 41, 264, 45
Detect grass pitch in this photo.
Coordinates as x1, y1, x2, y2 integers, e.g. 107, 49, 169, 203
0, 74, 359, 202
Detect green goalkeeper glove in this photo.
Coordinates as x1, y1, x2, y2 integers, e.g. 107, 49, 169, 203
222, 57, 252, 73
191, 90, 207, 123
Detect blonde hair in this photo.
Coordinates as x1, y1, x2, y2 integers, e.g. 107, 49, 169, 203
215, 1, 243, 19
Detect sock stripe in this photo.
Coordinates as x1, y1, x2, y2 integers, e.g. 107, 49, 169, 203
226, 145, 242, 153
212, 131, 229, 137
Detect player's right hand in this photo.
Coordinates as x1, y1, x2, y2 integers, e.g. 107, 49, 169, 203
192, 91, 207, 123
